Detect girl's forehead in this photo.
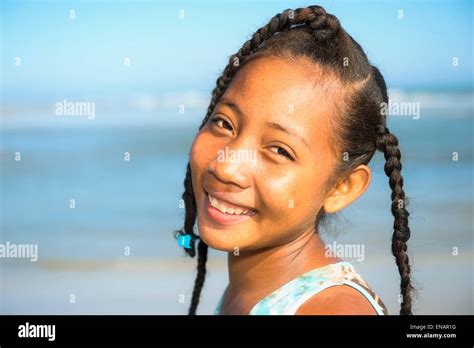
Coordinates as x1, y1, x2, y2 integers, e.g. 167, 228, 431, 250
222, 56, 342, 125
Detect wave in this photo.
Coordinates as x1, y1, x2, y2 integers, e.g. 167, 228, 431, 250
388, 89, 473, 111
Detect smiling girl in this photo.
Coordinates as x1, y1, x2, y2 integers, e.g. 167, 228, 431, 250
176, 5, 413, 315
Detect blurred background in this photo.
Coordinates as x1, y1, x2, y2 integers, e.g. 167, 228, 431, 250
0, 0, 472, 314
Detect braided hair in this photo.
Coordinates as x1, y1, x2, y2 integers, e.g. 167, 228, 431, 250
176, 5, 414, 315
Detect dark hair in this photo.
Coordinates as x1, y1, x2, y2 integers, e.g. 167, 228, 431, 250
175, 5, 414, 315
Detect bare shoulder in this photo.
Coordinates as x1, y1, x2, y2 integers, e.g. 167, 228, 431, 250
295, 285, 378, 315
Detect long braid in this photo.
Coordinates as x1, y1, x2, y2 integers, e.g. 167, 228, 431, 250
188, 240, 208, 315
179, 5, 337, 315
372, 65, 413, 315
181, 163, 197, 258
375, 125, 413, 315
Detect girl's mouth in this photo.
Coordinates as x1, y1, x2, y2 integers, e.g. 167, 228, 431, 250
204, 192, 257, 226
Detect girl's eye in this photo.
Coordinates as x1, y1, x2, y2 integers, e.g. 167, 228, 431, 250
211, 116, 233, 132
269, 146, 294, 161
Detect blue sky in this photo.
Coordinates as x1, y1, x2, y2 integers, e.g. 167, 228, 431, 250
1, 0, 472, 103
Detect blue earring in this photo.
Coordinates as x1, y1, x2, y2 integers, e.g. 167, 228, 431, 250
177, 233, 192, 249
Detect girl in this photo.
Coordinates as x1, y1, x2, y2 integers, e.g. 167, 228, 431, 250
176, 5, 413, 315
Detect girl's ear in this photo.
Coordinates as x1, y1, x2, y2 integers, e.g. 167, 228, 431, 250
322, 164, 372, 214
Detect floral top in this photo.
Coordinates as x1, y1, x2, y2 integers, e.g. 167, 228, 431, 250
214, 261, 388, 315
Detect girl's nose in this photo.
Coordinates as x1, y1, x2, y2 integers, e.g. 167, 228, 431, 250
207, 145, 257, 189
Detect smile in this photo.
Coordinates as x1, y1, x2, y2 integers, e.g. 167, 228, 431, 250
204, 192, 257, 226
208, 193, 256, 216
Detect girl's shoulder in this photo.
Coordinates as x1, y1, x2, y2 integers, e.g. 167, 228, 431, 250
295, 282, 380, 315
250, 261, 388, 315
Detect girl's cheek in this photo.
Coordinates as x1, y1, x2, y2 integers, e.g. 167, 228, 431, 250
190, 132, 223, 185
189, 136, 200, 168
190, 132, 210, 168
269, 172, 320, 220
189, 134, 208, 192
262, 176, 298, 213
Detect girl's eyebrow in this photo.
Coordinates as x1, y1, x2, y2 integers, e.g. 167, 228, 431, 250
217, 98, 310, 150
217, 98, 245, 118
264, 121, 310, 150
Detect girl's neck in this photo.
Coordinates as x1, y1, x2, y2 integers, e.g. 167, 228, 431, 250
226, 229, 342, 296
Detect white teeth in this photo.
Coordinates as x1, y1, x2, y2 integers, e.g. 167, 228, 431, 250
208, 194, 253, 216
209, 194, 228, 214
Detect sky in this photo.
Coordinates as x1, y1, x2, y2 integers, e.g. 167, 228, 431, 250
1, 0, 472, 106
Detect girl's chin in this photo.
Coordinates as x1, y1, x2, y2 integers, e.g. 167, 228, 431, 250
197, 224, 253, 252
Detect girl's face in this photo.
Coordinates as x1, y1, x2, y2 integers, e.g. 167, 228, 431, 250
190, 56, 341, 252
